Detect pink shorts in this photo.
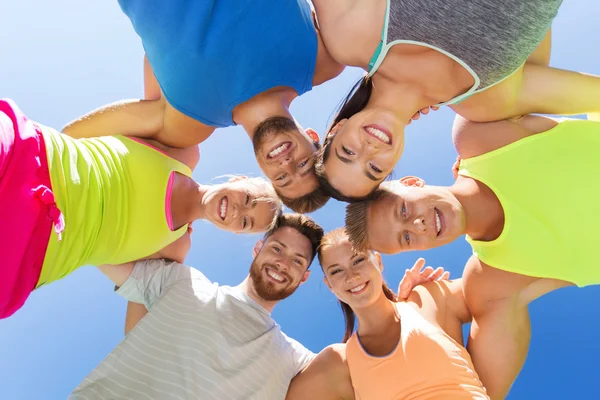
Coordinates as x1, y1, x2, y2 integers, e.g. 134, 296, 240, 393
0, 99, 62, 319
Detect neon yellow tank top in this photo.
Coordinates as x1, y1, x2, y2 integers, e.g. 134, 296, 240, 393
37, 126, 192, 286
459, 119, 600, 287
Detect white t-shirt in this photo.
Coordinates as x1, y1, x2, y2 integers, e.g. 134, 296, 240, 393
70, 260, 315, 399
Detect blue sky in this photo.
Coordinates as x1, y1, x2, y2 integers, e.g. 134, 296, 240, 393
1, 1, 599, 398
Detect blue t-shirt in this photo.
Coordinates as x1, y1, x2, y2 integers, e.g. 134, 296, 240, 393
118, 0, 318, 128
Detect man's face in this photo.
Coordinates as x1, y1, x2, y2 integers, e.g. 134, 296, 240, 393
253, 126, 320, 199
249, 227, 313, 301
366, 180, 466, 254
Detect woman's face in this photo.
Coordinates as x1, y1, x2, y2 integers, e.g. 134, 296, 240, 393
321, 239, 385, 310
323, 108, 405, 199
201, 178, 278, 234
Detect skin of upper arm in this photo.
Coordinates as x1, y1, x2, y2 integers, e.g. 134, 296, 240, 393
286, 344, 354, 400
97, 262, 136, 288
124, 301, 148, 335
407, 280, 471, 343
144, 55, 162, 101
155, 103, 216, 148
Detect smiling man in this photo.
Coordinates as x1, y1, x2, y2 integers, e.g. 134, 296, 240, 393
70, 214, 324, 400
62, 0, 341, 213
345, 113, 600, 398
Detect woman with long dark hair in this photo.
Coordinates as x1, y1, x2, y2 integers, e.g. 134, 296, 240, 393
311, 0, 600, 201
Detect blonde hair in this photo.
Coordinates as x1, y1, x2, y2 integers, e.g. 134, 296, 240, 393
214, 174, 284, 232
344, 187, 393, 251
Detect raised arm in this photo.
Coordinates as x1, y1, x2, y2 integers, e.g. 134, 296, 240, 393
286, 344, 354, 400
62, 98, 165, 140
454, 65, 600, 123
63, 55, 215, 147
462, 255, 573, 399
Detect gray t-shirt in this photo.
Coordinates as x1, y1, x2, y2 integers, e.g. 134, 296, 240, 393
70, 260, 315, 399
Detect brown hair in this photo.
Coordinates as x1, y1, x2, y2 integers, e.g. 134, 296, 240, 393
264, 213, 324, 265
276, 186, 330, 213
344, 188, 391, 251
314, 76, 376, 203
252, 116, 298, 147
317, 228, 397, 343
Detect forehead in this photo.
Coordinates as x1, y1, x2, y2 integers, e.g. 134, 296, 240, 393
252, 201, 277, 232
320, 239, 353, 262
264, 226, 313, 257
325, 160, 379, 198
276, 171, 319, 198
366, 193, 401, 254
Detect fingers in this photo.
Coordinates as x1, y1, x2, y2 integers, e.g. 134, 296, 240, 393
411, 258, 426, 273
397, 270, 412, 299
427, 266, 446, 281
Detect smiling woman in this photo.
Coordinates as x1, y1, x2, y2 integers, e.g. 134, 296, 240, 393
0, 99, 283, 319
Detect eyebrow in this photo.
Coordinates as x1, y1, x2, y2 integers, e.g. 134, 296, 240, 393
300, 167, 313, 178
334, 148, 380, 182
277, 179, 292, 188
397, 230, 405, 250
326, 263, 339, 271
274, 240, 308, 261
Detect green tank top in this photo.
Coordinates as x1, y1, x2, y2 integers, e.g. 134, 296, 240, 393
459, 119, 600, 287
38, 126, 192, 286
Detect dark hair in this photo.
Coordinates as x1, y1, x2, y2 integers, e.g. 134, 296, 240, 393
340, 283, 397, 343
314, 76, 377, 203
317, 228, 398, 343
253, 116, 298, 148
264, 213, 324, 265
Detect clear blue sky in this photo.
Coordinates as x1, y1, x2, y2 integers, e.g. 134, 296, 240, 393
1, 1, 599, 398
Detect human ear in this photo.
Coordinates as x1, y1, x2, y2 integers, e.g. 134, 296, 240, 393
327, 119, 348, 139
299, 270, 311, 284
399, 176, 425, 187
252, 240, 264, 258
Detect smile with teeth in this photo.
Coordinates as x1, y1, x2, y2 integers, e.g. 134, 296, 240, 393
364, 126, 391, 144
266, 268, 286, 283
267, 142, 292, 159
348, 281, 369, 294
434, 208, 442, 236
219, 197, 228, 221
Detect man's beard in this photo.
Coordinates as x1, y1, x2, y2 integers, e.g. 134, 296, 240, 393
249, 260, 299, 301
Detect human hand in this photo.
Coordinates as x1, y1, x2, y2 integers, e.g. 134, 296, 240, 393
452, 156, 462, 179
407, 106, 440, 125
397, 258, 450, 299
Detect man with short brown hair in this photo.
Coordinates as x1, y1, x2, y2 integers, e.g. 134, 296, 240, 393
72, 214, 323, 400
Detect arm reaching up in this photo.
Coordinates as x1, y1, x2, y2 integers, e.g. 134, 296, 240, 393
397, 258, 450, 300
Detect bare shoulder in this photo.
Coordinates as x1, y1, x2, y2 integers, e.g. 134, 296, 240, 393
452, 114, 560, 159
313, 343, 350, 373
159, 102, 215, 147
287, 344, 354, 400
408, 280, 468, 320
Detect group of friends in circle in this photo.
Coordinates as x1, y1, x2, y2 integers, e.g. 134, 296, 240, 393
2, 0, 599, 399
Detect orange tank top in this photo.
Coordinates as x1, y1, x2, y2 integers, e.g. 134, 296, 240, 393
346, 302, 489, 400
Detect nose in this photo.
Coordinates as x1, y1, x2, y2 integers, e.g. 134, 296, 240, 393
346, 269, 361, 283
365, 137, 379, 152
275, 260, 290, 272
413, 217, 426, 233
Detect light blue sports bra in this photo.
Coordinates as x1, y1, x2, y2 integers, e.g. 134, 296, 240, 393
368, 0, 562, 106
